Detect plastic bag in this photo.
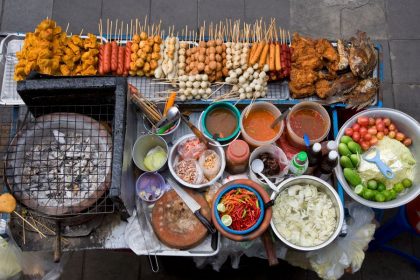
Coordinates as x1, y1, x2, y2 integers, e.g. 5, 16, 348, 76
305, 202, 376, 280
0, 236, 22, 279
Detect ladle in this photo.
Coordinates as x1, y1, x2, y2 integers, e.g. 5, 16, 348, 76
153, 107, 180, 131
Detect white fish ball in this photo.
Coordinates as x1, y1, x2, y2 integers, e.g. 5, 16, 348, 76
178, 69, 185, 75
191, 89, 198, 96
243, 72, 249, 79
235, 68, 242, 75
263, 64, 269, 72
179, 81, 186, 88
184, 88, 192, 96
254, 91, 261, 98
229, 72, 237, 79
239, 93, 246, 99
253, 72, 259, 79
239, 88, 245, 94
180, 95, 186, 101
198, 88, 205, 95
226, 54, 233, 60
232, 85, 239, 92
179, 56, 185, 63
253, 63, 259, 69
233, 62, 240, 69
195, 94, 201, 99
202, 74, 208, 81
261, 91, 267, 97
245, 86, 252, 93
259, 71, 267, 79
201, 81, 208, 88
193, 81, 201, 88
186, 81, 193, 88
247, 67, 254, 74
255, 84, 262, 91
226, 48, 232, 54
225, 77, 232, 83
238, 76, 246, 84
187, 95, 193, 100
206, 88, 212, 94
246, 92, 253, 99
195, 74, 202, 81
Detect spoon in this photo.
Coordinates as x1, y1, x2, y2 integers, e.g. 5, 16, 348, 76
362, 147, 395, 179
251, 159, 279, 193
270, 108, 291, 129
153, 107, 180, 131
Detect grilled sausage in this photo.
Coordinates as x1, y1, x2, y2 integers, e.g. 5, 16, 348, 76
111, 41, 118, 72
103, 42, 111, 74
117, 46, 124, 75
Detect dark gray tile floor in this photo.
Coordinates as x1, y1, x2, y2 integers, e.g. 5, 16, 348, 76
0, 1, 419, 279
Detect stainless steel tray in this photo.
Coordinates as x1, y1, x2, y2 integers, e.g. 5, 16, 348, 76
121, 96, 220, 257
0, 34, 108, 105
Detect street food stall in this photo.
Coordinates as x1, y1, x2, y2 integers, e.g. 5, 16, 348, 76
0, 18, 418, 279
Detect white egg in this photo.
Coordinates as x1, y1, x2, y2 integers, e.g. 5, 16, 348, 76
189, 75, 195, 82
180, 95, 186, 101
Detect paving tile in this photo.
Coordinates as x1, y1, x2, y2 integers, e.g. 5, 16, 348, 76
341, 0, 387, 40
376, 40, 392, 83
198, 0, 245, 28
361, 249, 417, 280
380, 83, 394, 108
61, 251, 84, 280
102, 0, 150, 35
393, 84, 420, 122
151, 0, 197, 36
52, 0, 102, 35
1, 0, 53, 32
244, 0, 290, 28
83, 250, 140, 280
290, 0, 341, 39
386, 0, 420, 39
389, 40, 420, 84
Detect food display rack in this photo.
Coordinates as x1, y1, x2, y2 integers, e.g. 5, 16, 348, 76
0, 33, 384, 257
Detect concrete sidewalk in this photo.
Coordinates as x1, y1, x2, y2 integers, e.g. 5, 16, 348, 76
0, 0, 419, 279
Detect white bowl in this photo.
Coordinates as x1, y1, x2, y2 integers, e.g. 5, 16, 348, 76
168, 134, 226, 189
334, 108, 420, 209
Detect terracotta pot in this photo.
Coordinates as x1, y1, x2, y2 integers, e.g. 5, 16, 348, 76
211, 179, 272, 241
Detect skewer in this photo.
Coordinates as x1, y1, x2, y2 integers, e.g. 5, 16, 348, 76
13, 211, 47, 238
65, 22, 69, 34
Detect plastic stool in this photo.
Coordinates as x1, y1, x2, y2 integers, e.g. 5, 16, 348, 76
369, 198, 420, 270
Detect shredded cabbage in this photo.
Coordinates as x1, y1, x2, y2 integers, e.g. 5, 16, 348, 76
272, 184, 337, 247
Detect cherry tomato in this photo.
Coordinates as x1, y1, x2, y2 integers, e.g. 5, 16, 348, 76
352, 123, 360, 132
375, 118, 383, 125
345, 128, 353, 136
370, 136, 378, 145
376, 123, 385, 132
368, 127, 377, 135
377, 132, 384, 140
388, 131, 396, 139
357, 117, 369, 127
389, 124, 396, 131
383, 128, 389, 135
396, 132, 406, 141
368, 117, 375, 126
361, 142, 370, 151
383, 118, 391, 127
363, 133, 372, 141
352, 132, 361, 142
403, 138, 412, 146
360, 127, 368, 137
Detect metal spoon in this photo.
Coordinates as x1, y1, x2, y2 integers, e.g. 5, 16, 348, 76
270, 108, 291, 129
251, 159, 279, 193
153, 107, 180, 131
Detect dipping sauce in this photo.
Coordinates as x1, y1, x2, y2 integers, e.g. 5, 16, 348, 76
243, 109, 280, 141
289, 108, 326, 139
205, 107, 237, 138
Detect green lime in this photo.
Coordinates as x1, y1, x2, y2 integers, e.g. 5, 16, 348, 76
389, 189, 397, 200
354, 184, 364, 195
402, 178, 413, 188
382, 190, 392, 201
374, 193, 386, 202
221, 215, 232, 227
367, 180, 378, 190
362, 189, 374, 200
377, 183, 386, 192
394, 183, 404, 193
217, 203, 226, 212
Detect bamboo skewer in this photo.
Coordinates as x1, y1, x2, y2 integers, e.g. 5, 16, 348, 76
13, 211, 47, 238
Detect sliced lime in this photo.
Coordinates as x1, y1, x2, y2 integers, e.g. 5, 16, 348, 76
402, 178, 413, 188
217, 203, 226, 212
354, 184, 364, 195
221, 215, 232, 227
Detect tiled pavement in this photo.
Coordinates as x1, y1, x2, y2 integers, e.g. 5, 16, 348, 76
0, 0, 419, 279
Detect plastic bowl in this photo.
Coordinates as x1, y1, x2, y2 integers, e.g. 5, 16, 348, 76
201, 102, 241, 143
213, 184, 265, 235
211, 179, 272, 241
248, 144, 289, 188
270, 176, 344, 251
240, 102, 284, 147
334, 108, 420, 209
168, 134, 226, 189
286, 101, 331, 148
132, 134, 169, 172
136, 172, 166, 202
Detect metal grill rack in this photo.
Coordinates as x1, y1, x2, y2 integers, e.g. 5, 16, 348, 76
2, 104, 115, 217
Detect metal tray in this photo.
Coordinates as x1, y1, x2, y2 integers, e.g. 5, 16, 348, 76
0, 34, 108, 105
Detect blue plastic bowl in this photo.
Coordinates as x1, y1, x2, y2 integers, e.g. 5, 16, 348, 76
201, 102, 241, 143
213, 184, 265, 235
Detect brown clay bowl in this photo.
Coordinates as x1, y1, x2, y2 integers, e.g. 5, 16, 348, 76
211, 179, 272, 241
